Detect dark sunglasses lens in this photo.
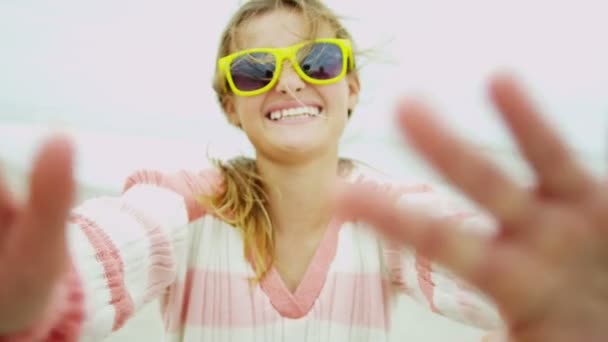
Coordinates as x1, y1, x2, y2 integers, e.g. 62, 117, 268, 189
298, 43, 344, 80
230, 53, 276, 91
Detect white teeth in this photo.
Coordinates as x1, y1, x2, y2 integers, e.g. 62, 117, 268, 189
268, 106, 321, 121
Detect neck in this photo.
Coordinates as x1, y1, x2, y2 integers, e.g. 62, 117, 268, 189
256, 148, 341, 237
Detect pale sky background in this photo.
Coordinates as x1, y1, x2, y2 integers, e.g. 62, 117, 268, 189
1, 0, 606, 189
0, 1, 606, 341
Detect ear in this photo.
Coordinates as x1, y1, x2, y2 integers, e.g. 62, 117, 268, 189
223, 96, 241, 127
346, 74, 360, 114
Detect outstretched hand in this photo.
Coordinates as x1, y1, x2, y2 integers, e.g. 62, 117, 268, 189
0, 136, 75, 334
337, 75, 608, 342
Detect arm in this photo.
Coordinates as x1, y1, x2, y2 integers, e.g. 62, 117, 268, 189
1, 168, 222, 341
337, 76, 608, 342
382, 184, 503, 331
347, 168, 503, 330
384, 242, 503, 330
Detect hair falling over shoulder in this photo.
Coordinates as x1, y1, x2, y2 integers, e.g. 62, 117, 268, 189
205, 0, 359, 284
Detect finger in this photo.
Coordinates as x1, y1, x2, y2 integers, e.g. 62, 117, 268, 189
336, 183, 550, 321
14, 135, 75, 277
336, 181, 489, 274
489, 75, 595, 199
0, 167, 19, 230
396, 99, 536, 228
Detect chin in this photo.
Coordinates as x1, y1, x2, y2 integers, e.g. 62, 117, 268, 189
279, 143, 323, 155
261, 141, 336, 163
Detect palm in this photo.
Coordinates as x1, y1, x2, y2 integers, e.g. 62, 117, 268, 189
0, 136, 75, 334
337, 76, 608, 342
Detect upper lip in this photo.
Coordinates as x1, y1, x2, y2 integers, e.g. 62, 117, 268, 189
265, 101, 323, 116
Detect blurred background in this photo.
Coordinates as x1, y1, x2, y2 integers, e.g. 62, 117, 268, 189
1, 0, 606, 341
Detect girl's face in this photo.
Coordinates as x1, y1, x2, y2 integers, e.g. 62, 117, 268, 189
224, 9, 360, 164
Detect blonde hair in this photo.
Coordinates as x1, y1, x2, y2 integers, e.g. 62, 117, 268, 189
203, 0, 359, 283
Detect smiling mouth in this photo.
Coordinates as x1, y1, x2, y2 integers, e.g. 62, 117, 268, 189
266, 105, 323, 121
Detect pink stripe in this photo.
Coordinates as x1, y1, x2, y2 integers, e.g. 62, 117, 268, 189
123, 168, 224, 222
258, 216, 343, 319
69, 214, 134, 331
47, 264, 86, 341
415, 255, 439, 313
456, 289, 499, 329
2, 264, 85, 342
383, 241, 411, 293
119, 203, 176, 304
163, 269, 280, 330
316, 272, 391, 329
351, 176, 433, 205
444, 211, 476, 223
393, 183, 433, 194
161, 269, 390, 330
457, 292, 484, 327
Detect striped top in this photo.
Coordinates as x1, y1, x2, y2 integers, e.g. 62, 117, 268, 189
3, 164, 502, 341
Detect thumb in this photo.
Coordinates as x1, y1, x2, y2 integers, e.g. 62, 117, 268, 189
15, 135, 75, 276
334, 181, 405, 236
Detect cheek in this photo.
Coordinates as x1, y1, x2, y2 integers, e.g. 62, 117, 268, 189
234, 96, 265, 123
326, 80, 349, 98
320, 83, 350, 111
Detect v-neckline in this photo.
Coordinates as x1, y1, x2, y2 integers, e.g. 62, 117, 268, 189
257, 215, 344, 319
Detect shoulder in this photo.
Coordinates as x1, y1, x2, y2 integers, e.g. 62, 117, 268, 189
122, 167, 225, 222
344, 158, 434, 198
344, 159, 487, 228
345, 159, 496, 236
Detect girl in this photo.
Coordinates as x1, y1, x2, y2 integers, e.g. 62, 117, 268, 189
1, 1, 607, 341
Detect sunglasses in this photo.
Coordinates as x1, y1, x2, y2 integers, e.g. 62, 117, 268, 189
218, 38, 354, 97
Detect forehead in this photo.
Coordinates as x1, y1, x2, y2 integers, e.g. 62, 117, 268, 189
234, 9, 335, 51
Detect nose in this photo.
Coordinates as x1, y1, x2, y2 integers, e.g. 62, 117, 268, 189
275, 61, 305, 94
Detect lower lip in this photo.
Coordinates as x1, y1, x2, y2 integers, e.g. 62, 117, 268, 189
266, 114, 321, 125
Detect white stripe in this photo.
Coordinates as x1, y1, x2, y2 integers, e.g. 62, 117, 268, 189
121, 184, 189, 232
75, 197, 151, 310
396, 191, 457, 218
67, 221, 115, 339
185, 218, 386, 275
432, 269, 502, 329
121, 184, 190, 303
330, 223, 383, 273
163, 319, 390, 342
459, 213, 498, 235
71, 185, 188, 338
185, 216, 255, 275
399, 248, 429, 306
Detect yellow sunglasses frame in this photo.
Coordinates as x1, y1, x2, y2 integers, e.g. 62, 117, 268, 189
218, 38, 354, 97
